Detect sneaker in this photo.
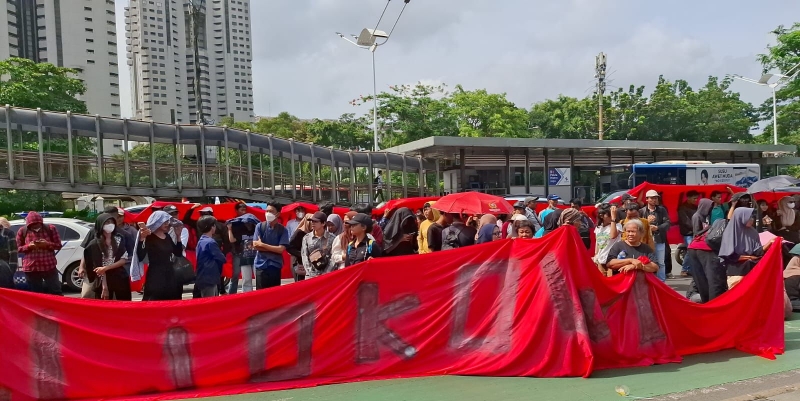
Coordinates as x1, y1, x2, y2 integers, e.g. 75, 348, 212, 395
666, 273, 674, 279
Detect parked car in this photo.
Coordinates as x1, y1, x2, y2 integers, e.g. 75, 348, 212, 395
503, 195, 568, 207
8, 218, 94, 292
124, 204, 153, 215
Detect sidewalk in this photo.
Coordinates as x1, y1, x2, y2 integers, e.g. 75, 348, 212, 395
199, 317, 800, 401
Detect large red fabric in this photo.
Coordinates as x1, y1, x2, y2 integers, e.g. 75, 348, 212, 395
434, 192, 515, 215
0, 228, 785, 401
617, 183, 747, 244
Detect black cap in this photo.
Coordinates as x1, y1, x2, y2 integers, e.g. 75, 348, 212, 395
310, 211, 327, 222
625, 203, 640, 211
163, 205, 178, 214
513, 201, 525, 209
345, 213, 373, 229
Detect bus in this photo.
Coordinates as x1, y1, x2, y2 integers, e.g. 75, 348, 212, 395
599, 161, 761, 193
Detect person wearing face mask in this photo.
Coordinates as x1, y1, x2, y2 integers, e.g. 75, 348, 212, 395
286, 206, 307, 239
83, 214, 131, 300
771, 196, 800, 244
253, 204, 290, 289
133, 211, 185, 301
16, 211, 63, 295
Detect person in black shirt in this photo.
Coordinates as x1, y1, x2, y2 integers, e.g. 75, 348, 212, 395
383, 207, 418, 257
606, 219, 658, 275
344, 213, 382, 266
427, 212, 447, 252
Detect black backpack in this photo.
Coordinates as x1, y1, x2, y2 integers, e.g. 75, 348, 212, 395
442, 226, 463, 250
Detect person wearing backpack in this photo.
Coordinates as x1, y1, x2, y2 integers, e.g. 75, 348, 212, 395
344, 213, 382, 266
16, 211, 63, 295
253, 204, 289, 290
441, 213, 477, 250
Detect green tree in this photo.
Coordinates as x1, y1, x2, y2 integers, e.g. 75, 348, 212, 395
529, 95, 597, 139
0, 58, 92, 212
757, 23, 800, 146
448, 85, 531, 138
307, 114, 372, 150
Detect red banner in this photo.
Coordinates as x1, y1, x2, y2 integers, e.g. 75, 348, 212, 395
0, 228, 785, 400
619, 183, 747, 244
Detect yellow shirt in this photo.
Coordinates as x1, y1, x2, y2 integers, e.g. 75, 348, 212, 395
622, 218, 654, 249
418, 219, 434, 254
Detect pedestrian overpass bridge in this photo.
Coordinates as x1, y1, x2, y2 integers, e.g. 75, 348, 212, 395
0, 106, 439, 205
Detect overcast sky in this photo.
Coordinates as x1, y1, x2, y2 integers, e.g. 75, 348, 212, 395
116, 0, 800, 121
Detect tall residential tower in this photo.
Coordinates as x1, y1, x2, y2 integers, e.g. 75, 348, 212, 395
125, 0, 254, 124
0, 0, 122, 119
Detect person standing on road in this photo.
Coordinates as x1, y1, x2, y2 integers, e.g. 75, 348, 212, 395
83, 213, 131, 300
524, 197, 543, 233
538, 195, 560, 222
253, 204, 289, 290
640, 190, 670, 282
134, 211, 184, 301
194, 216, 227, 298
225, 203, 256, 294
678, 190, 700, 277
301, 212, 336, 278
16, 211, 63, 295
344, 213, 383, 266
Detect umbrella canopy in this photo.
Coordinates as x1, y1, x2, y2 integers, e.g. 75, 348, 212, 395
747, 175, 800, 194
433, 192, 514, 215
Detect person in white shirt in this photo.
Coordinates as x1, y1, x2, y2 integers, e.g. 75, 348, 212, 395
593, 204, 622, 277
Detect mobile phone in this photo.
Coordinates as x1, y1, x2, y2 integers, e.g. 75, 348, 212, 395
137, 222, 146, 229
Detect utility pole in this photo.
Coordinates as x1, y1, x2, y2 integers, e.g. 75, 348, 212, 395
595, 52, 607, 140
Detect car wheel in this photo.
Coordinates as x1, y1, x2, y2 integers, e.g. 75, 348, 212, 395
64, 262, 82, 292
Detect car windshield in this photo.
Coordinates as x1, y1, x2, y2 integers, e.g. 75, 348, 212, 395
597, 190, 629, 203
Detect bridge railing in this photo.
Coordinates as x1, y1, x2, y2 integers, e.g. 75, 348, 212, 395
0, 106, 441, 204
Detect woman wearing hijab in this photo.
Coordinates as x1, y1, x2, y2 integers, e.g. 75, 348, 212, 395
772, 196, 800, 244
558, 208, 583, 229
507, 214, 527, 239
476, 220, 501, 244
475, 214, 498, 241
326, 214, 343, 236
720, 207, 776, 290
687, 199, 725, 303
418, 202, 440, 254
536, 209, 563, 238
82, 213, 131, 300
134, 211, 185, 301
331, 211, 356, 270
383, 207, 418, 257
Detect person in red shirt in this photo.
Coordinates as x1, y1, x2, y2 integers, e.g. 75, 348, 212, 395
16, 212, 63, 295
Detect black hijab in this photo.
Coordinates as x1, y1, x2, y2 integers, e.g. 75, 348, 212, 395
382, 207, 417, 253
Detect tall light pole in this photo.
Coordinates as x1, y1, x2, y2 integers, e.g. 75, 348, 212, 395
730, 63, 800, 145
595, 52, 607, 140
336, 0, 411, 152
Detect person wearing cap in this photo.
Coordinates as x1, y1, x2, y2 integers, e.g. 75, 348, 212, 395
300, 212, 336, 278
523, 197, 543, 232
253, 204, 290, 289
418, 202, 440, 254
226, 203, 258, 293
344, 213, 383, 266
615, 194, 637, 221
639, 190, 670, 282
503, 202, 526, 239
538, 195, 560, 222
622, 203, 654, 249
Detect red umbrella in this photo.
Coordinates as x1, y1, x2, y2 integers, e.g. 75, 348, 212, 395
433, 192, 514, 215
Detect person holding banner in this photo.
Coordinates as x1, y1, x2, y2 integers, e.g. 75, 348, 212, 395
135, 211, 184, 301
640, 190, 670, 282
344, 213, 383, 266
605, 219, 658, 275
253, 204, 289, 290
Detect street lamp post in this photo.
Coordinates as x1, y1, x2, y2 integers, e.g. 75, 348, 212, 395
336, 0, 411, 152
730, 63, 800, 145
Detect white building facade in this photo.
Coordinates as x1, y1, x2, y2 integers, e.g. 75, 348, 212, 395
125, 0, 254, 125
1, 0, 122, 119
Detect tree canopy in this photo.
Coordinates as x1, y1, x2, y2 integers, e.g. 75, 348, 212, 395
0, 57, 87, 113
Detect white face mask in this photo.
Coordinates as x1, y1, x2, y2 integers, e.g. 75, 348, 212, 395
266, 213, 277, 223
103, 224, 115, 233
296, 211, 305, 219
789, 203, 796, 209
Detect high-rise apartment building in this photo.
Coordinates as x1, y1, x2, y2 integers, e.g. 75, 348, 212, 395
0, 0, 122, 119
125, 0, 254, 125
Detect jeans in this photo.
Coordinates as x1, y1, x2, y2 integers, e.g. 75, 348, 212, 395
256, 268, 281, 290
240, 263, 254, 293
654, 242, 666, 282
227, 254, 242, 295
25, 270, 62, 296
198, 285, 219, 298
682, 236, 693, 273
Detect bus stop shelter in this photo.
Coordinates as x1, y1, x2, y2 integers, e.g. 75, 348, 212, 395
384, 137, 799, 202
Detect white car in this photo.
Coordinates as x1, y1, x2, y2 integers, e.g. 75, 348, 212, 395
9, 218, 94, 292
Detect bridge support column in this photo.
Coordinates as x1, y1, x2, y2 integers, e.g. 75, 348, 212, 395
123, 119, 130, 189
417, 155, 425, 197
310, 146, 317, 203
367, 153, 374, 205
435, 159, 441, 196
329, 147, 337, 203
289, 139, 296, 200
36, 109, 45, 184
348, 151, 356, 205
384, 152, 391, 200
246, 130, 253, 194
268, 135, 275, 198
4, 105, 13, 182
223, 127, 230, 191
175, 125, 183, 193
543, 148, 550, 197
524, 148, 531, 194
459, 148, 466, 192
200, 125, 207, 192
150, 122, 156, 190
95, 115, 103, 187
401, 156, 407, 198
66, 111, 74, 186
505, 149, 511, 195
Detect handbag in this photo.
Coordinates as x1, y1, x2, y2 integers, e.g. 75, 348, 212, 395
172, 254, 196, 285
308, 236, 330, 271
704, 219, 728, 253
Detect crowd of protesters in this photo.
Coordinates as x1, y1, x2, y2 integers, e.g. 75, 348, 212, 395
1, 188, 798, 319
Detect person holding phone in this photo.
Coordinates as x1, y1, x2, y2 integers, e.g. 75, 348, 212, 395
16, 211, 63, 295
